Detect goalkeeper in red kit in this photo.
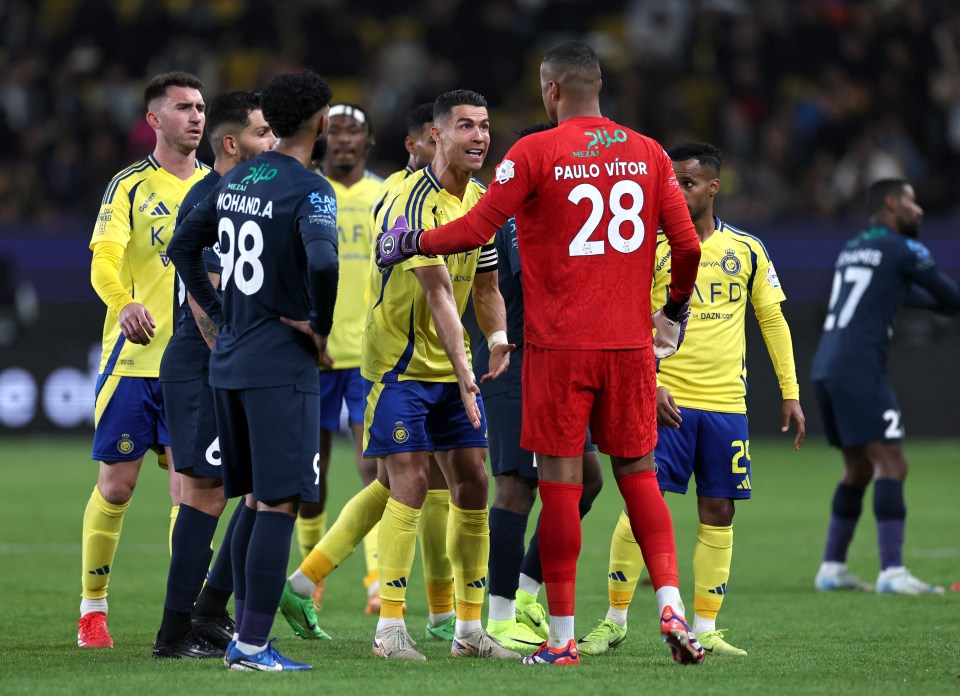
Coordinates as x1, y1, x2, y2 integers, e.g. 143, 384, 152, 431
376, 41, 703, 666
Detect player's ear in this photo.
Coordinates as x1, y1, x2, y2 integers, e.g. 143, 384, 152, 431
710, 177, 720, 197
316, 110, 329, 140
145, 109, 161, 131
221, 133, 238, 157
430, 124, 442, 146
404, 135, 416, 157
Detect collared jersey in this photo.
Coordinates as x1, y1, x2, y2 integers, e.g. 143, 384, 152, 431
653, 217, 786, 413
364, 165, 493, 383
91, 154, 210, 377
811, 225, 960, 380
324, 171, 383, 368
374, 165, 416, 221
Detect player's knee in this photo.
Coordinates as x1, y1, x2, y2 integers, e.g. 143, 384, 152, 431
449, 468, 488, 509
492, 474, 537, 514
581, 467, 603, 505
698, 497, 734, 526
98, 479, 135, 505
299, 501, 324, 518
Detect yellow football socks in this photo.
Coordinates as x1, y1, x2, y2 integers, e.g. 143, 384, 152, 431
81, 486, 130, 600
418, 489, 454, 614
299, 479, 390, 584
362, 522, 380, 586
693, 523, 733, 621
608, 510, 645, 610
295, 512, 327, 561
378, 498, 421, 619
168, 504, 179, 556
448, 503, 488, 622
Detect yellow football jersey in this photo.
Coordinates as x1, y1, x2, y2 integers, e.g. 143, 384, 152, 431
324, 171, 383, 369
90, 154, 209, 377
653, 217, 786, 413
375, 165, 415, 216
362, 166, 490, 383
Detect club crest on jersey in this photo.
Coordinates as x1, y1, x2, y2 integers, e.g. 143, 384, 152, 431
721, 250, 741, 276
495, 159, 515, 185
392, 422, 409, 444
766, 264, 780, 289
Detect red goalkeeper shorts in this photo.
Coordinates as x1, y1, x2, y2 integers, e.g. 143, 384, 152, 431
520, 344, 658, 458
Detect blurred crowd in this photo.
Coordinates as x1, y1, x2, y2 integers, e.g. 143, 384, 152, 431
3, 0, 960, 233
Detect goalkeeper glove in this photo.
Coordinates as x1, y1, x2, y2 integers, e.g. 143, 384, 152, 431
375, 215, 423, 269
652, 290, 690, 359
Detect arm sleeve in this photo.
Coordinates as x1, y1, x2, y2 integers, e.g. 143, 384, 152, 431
90, 241, 135, 316
297, 189, 340, 335
755, 302, 800, 401
656, 152, 700, 299
419, 144, 534, 255
167, 191, 223, 325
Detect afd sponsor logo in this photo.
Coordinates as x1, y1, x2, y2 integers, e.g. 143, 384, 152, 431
609, 570, 628, 582
385, 577, 407, 588
466, 577, 487, 589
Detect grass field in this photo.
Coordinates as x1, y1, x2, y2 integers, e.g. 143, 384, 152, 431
0, 436, 957, 694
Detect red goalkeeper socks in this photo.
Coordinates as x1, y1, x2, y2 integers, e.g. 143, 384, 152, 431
537, 481, 583, 616
617, 470, 679, 589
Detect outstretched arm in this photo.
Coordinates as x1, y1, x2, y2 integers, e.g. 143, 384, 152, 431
471, 262, 514, 382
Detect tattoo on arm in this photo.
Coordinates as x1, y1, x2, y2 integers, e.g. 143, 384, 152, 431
196, 313, 218, 350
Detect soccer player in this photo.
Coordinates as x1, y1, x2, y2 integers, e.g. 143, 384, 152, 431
374, 102, 436, 218
365, 89, 517, 661
168, 69, 339, 671
78, 71, 208, 649
294, 103, 380, 595
578, 142, 805, 659
376, 41, 704, 666
811, 179, 960, 595
153, 91, 277, 659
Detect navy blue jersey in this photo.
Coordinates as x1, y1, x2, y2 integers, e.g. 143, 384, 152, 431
168, 150, 339, 389
161, 170, 223, 383
471, 218, 524, 397
811, 225, 960, 380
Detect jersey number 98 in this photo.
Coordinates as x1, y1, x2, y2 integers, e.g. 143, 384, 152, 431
219, 218, 265, 295
567, 180, 645, 257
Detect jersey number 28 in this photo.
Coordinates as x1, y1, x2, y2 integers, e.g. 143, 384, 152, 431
219, 218, 264, 295
567, 181, 645, 257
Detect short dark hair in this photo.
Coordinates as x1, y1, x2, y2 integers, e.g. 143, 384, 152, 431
206, 91, 260, 141
516, 122, 555, 139
261, 70, 333, 139
542, 40, 600, 73
866, 178, 909, 214
144, 71, 203, 110
668, 142, 723, 173
433, 90, 488, 124
406, 103, 434, 134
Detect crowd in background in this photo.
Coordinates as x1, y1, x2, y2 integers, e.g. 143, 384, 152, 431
3, 0, 960, 233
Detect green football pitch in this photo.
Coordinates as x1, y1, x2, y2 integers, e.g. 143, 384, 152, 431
1, 436, 956, 695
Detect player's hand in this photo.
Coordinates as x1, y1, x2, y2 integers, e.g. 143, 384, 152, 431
782, 399, 806, 451
656, 386, 682, 428
280, 316, 333, 369
457, 373, 482, 429
118, 302, 155, 344
481, 342, 515, 382
652, 294, 690, 359
375, 215, 423, 270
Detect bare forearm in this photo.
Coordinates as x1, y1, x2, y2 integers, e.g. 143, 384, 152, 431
427, 289, 472, 380
473, 282, 506, 339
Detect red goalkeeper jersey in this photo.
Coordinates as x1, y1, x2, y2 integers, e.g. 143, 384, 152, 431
418, 116, 699, 350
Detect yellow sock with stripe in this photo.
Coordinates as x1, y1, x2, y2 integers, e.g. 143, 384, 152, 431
692, 523, 733, 634
168, 505, 179, 556
418, 489, 454, 617
295, 512, 328, 561
448, 504, 488, 631
81, 486, 130, 602
378, 498, 421, 619
362, 522, 379, 588
607, 510, 645, 624
300, 480, 390, 584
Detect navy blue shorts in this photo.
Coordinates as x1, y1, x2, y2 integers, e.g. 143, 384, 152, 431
163, 378, 222, 478
813, 377, 903, 449
485, 391, 597, 480
92, 375, 169, 463
655, 408, 752, 499
319, 367, 364, 431
213, 384, 321, 502
362, 378, 488, 457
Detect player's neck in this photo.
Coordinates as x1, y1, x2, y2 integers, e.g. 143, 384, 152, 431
694, 211, 715, 242
431, 159, 472, 201
274, 137, 316, 168
556, 99, 602, 123
153, 142, 197, 180
323, 162, 364, 187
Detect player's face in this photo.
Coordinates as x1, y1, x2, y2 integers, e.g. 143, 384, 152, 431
671, 159, 719, 222
326, 114, 369, 171
408, 123, 436, 170
436, 106, 489, 173
894, 184, 923, 238
154, 86, 205, 154
235, 109, 276, 161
